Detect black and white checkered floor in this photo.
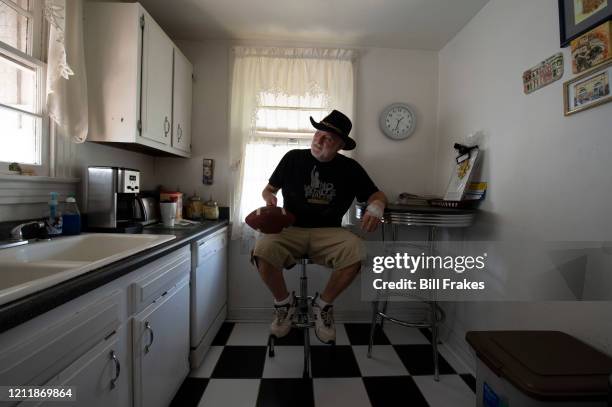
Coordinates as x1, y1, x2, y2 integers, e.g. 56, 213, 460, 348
171, 322, 476, 407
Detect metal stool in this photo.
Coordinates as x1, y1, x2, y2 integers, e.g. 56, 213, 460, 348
367, 298, 445, 380
366, 225, 447, 381
356, 202, 476, 382
267, 257, 334, 378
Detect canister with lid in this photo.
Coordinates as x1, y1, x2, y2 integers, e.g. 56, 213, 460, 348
203, 195, 219, 220
186, 192, 203, 220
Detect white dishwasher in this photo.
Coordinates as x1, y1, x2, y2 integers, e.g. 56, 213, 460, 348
190, 227, 228, 368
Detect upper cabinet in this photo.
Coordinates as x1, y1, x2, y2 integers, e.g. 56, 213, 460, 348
172, 49, 193, 154
140, 14, 174, 147
84, 3, 193, 157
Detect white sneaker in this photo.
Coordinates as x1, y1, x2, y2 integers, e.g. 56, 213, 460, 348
270, 293, 296, 338
312, 294, 336, 344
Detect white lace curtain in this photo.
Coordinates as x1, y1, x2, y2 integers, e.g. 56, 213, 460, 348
228, 46, 356, 239
45, 0, 88, 177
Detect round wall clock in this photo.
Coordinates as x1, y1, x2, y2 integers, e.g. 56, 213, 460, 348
379, 103, 416, 140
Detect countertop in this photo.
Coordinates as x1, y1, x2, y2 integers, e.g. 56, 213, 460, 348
0, 219, 229, 334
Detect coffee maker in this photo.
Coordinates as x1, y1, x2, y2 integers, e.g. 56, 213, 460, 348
86, 166, 143, 232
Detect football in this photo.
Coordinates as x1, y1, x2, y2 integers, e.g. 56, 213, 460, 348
245, 206, 295, 234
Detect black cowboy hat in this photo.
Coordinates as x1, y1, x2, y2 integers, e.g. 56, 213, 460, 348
310, 110, 356, 151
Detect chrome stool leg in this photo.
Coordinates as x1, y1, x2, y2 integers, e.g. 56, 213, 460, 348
268, 333, 275, 357
300, 258, 311, 378
266, 258, 334, 378
427, 226, 441, 382
379, 223, 389, 331
379, 299, 389, 330
303, 322, 310, 378
430, 301, 441, 381
431, 321, 440, 381
367, 300, 379, 358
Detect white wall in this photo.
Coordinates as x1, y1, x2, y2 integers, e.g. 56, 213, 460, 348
435, 0, 612, 365
355, 47, 438, 199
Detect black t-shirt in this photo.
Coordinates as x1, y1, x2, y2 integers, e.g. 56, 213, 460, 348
269, 149, 379, 228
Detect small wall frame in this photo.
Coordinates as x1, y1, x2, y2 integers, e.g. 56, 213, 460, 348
563, 60, 612, 115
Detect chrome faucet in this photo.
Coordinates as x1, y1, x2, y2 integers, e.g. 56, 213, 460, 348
10, 220, 46, 240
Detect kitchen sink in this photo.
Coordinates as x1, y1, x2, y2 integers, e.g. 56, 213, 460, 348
0, 233, 175, 306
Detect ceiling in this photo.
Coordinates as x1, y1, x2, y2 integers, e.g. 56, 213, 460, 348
136, 0, 490, 51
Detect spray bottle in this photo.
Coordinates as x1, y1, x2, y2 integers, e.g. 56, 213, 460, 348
46, 192, 63, 236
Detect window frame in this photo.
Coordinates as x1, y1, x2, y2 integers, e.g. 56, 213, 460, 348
0, 0, 49, 175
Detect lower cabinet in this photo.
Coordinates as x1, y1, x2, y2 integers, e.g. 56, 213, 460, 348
41, 328, 129, 407
0, 246, 192, 407
132, 278, 190, 407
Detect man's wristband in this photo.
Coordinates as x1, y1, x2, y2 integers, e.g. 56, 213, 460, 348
366, 200, 385, 219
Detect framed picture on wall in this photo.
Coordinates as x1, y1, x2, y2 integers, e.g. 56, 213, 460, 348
559, 0, 612, 47
563, 60, 612, 115
202, 159, 214, 185
571, 21, 612, 73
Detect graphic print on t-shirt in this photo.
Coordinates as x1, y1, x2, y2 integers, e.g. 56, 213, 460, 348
304, 166, 336, 204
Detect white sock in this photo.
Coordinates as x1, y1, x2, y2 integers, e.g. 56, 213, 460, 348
316, 295, 331, 308
274, 293, 292, 306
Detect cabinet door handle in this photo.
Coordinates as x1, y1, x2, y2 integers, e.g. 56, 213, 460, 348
144, 321, 155, 353
110, 350, 121, 389
177, 124, 182, 142
163, 117, 170, 137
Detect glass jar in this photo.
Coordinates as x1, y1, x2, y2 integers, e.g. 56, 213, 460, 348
203, 195, 219, 220
186, 192, 203, 220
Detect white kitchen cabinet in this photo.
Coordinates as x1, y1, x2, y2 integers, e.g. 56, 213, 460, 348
190, 227, 228, 367
39, 329, 129, 407
84, 2, 192, 157
132, 278, 190, 407
140, 12, 174, 147
0, 291, 129, 407
172, 48, 193, 153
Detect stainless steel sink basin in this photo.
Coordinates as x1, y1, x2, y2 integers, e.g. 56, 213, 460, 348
0, 233, 175, 305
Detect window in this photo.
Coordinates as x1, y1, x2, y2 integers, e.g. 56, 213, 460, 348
238, 92, 329, 217
228, 47, 356, 238
0, 0, 45, 166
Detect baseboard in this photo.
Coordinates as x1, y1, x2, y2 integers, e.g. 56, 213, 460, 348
440, 321, 476, 374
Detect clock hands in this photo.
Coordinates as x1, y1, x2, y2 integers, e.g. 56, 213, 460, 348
393, 117, 403, 130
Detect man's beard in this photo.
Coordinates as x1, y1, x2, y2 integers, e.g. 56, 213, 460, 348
311, 145, 335, 162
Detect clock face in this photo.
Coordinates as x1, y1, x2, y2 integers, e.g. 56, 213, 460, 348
380, 103, 416, 140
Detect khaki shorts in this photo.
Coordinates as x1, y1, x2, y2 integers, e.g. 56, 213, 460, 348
252, 227, 365, 271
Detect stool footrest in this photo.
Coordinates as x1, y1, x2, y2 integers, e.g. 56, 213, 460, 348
293, 322, 315, 329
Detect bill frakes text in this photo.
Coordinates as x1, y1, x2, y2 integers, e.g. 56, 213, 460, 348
373, 278, 485, 290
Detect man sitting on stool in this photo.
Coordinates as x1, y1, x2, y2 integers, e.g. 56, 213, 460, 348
251, 109, 387, 344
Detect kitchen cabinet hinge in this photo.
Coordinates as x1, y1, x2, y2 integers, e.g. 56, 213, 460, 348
137, 120, 142, 132
140, 15, 145, 28
191, 73, 196, 82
